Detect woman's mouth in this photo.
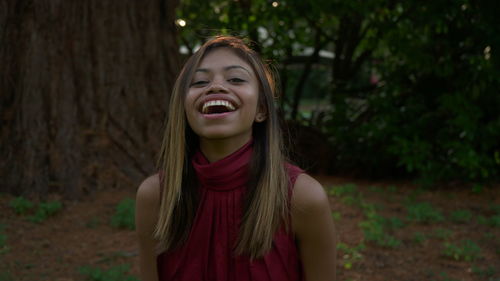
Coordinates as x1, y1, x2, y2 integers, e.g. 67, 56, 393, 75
201, 99, 237, 114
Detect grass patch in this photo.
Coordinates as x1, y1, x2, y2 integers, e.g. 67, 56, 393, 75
9, 197, 63, 223
86, 217, 102, 229
433, 228, 453, 240
0, 224, 6, 248
111, 198, 135, 230
384, 216, 405, 230
327, 183, 358, 197
8, 197, 34, 215
449, 209, 472, 223
477, 214, 500, 227
471, 265, 496, 278
406, 202, 444, 223
0, 226, 8, 255
0, 271, 14, 281
359, 213, 402, 248
79, 264, 138, 281
442, 239, 481, 261
331, 211, 341, 221
28, 201, 63, 223
413, 232, 427, 245
337, 242, 365, 270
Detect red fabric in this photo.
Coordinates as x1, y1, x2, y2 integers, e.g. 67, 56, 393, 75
157, 140, 304, 281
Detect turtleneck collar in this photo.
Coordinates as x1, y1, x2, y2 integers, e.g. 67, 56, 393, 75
192, 139, 253, 191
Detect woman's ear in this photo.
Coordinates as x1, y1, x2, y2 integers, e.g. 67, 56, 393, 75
255, 111, 267, 123
255, 110, 267, 123
255, 97, 267, 123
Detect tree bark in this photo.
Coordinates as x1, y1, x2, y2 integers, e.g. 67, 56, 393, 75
0, 0, 180, 199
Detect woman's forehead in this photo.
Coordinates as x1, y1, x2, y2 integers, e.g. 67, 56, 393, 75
197, 48, 254, 73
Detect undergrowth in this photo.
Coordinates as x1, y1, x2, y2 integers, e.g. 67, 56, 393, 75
8, 197, 63, 223
111, 198, 135, 230
79, 264, 138, 281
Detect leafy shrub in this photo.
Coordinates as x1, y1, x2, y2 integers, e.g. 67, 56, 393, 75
359, 214, 401, 248
413, 232, 427, 245
111, 198, 135, 230
433, 228, 453, 240
406, 202, 444, 223
86, 217, 102, 229
384, 217, 405, 230
28, 201, 63, 223
472, 265, 496, 278
488, 215, 500, 227
328, 184, 358, 197
337, 242, 365, 270
8, 197, 34, 215
477, 215, 500, 227
0, 224, 8, 255
0, 271, 14, 281
442, 239, 481, 261
79, 264, 138, 281
450, 209, 472, 223
0, 234, 5, 250
331, 211, 341, 221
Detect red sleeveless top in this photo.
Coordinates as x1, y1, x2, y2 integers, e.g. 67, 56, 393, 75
157, 140, 304, 281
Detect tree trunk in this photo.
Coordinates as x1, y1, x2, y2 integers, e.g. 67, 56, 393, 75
0, 0, 180, 199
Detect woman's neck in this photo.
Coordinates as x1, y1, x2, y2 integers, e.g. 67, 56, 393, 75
199, 135, 252, 163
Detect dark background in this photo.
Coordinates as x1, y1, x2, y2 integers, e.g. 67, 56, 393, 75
1, 0, 499, 197
1, 1, 499, 280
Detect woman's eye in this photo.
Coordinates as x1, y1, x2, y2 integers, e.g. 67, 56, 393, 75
228, 78, 245, 83
191, 80, 208, 86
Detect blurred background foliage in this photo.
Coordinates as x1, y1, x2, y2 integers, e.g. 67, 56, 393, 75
175, 0, 500, 184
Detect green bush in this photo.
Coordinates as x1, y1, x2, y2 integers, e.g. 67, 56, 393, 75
406, 202, 444, 223
177, 0, 500, 184
331, 211, 341, 221
433, 228, 453, 240
488, 215, 500, 227
442, 239, 481, 261
8, 197, 34, 215
472, 265, 496, 278
327, 184, 358, 197
477, 215, 500, 227
79, 264, 138, 281
450, 209, 472, 224
0, 271, 14, 281
384, 217, 405, 230
0, 234, 6, 249
359, 213, 401, 248
413, 232, 427, 245
111, 198, 135, 230
28, 201, 63, 223
336, 242, 365, 270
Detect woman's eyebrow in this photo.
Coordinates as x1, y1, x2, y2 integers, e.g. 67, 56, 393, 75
194, 65, 252, 75
224, 65, 252, 75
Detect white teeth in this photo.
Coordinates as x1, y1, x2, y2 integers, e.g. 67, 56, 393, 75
201, 100, 236, 114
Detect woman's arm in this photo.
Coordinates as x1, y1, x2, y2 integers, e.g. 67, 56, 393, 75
292, 174, 337, 281
135, 174, 161, 281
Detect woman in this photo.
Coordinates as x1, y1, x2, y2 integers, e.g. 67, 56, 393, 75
135, 36, 336, 281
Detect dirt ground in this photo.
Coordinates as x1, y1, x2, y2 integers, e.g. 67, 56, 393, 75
1, 176, 499, 281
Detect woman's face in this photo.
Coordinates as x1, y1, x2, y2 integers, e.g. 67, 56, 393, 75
184, 48, 265, 143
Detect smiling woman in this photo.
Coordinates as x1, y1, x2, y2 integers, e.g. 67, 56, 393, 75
135, 36, 337, 281
184, 47, 265, 150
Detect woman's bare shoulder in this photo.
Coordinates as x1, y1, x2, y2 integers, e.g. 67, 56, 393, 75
136, 174, 161, 205
291, 173, 329, 212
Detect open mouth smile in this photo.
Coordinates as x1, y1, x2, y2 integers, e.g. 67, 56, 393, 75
200, 99, 237, 115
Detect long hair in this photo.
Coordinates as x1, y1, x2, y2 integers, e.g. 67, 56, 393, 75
154, 36, 289, 259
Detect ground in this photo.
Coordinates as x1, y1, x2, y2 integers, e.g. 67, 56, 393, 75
1, 176, 499, 281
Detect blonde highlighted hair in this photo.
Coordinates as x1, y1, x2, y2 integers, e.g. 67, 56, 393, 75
154, 36, 289, 259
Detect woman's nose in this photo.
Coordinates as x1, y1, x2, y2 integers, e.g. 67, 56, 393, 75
207, 82, 228, 94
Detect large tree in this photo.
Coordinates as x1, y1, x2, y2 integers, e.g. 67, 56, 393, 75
0, 0, 180, 198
